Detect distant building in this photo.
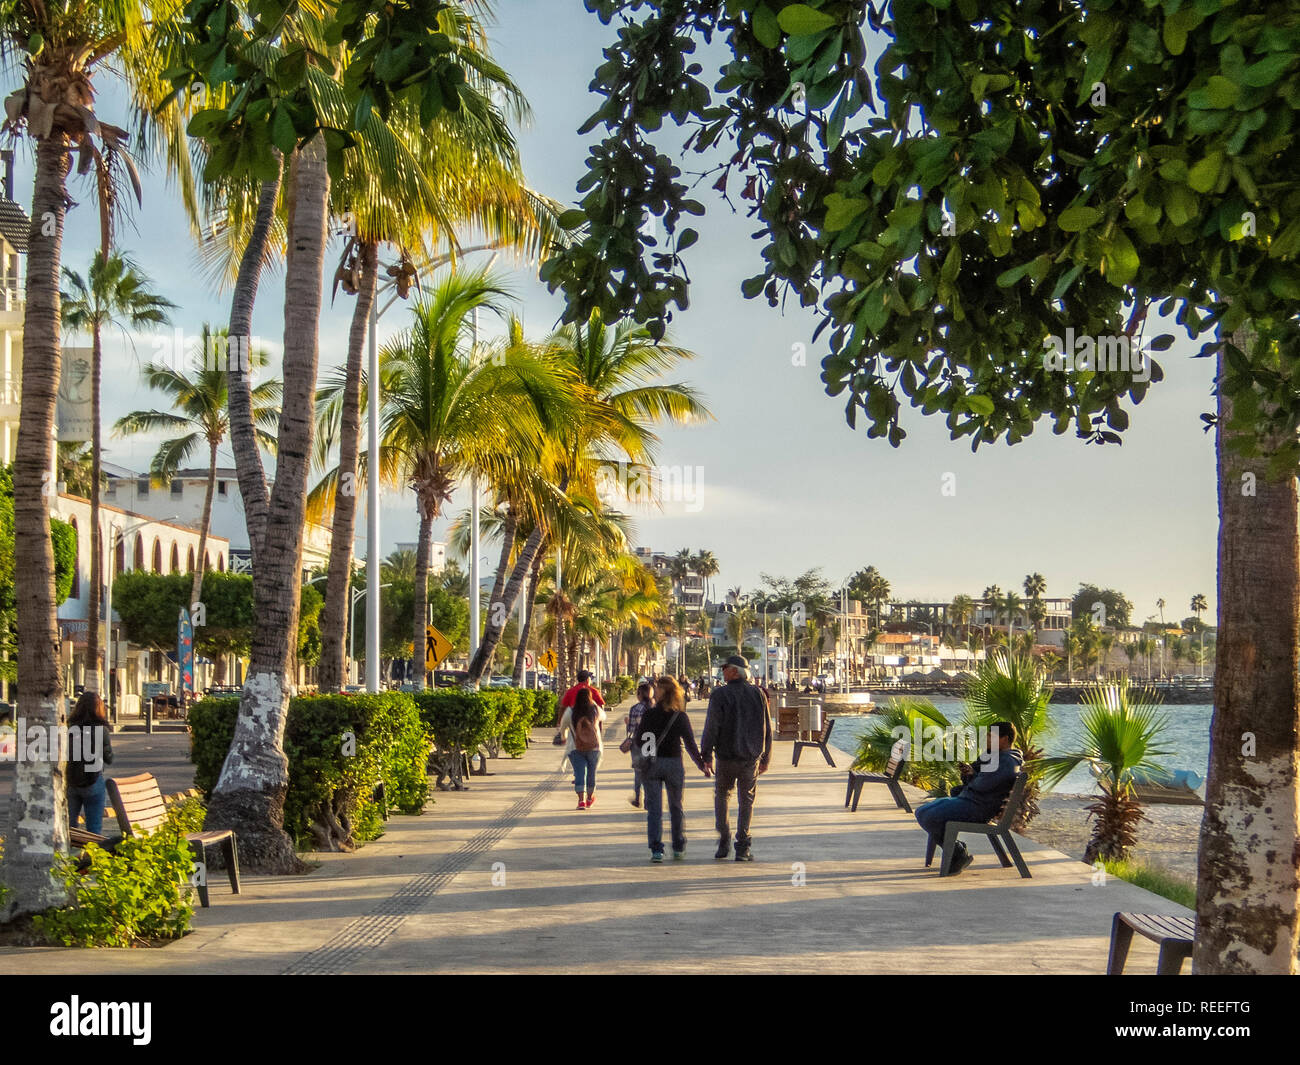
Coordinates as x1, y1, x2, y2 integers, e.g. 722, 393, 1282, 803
633, 546, 705, 609
394, 541, 447, 575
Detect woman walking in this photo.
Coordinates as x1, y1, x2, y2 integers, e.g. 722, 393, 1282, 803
622, 680, 653, 808
637, 676, 708, 862
557, 686, 605, 809
66, 690, 115, 835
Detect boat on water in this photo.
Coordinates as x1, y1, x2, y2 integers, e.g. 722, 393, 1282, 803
1090, 763, 1205, 805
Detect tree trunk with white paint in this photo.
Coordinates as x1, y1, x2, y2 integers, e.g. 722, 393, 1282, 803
206, 140, 328, 873
1, 134, 72, 920
85, 322, 104, 692
1194, 326, 1300, 974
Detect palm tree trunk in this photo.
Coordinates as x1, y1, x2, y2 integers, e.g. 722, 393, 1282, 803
189, 438, 219, 626
226, 164, 282, 566
510, 550, 544, 685
466, 504, 518, 679
2, 133, 72, 920
413, 509, 434, 690
1194, 327, 1300, 974
468, 523, 545, 683
206, 139, 328, 874
318, 240, 378, 692
86, 322, 104, 692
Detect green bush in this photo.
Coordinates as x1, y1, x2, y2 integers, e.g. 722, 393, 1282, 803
530, 689, 559, 728
34, 805, 197, 947
189, 692, 432, 851
601, 675, 635, 706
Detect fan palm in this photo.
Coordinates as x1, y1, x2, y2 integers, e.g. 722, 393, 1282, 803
62, 252, 175, 690
964, 650, 1054, 828
114, 328, 281, 613
853, 697, 961, 794
694, 549, 719, 605
1036, 683, 1172, 862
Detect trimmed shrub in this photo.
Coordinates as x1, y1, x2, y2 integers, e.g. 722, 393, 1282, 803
413, 688, 497, 790
600, 675, 636, 706
530, 689, 559, 728
189, 692, 431, 851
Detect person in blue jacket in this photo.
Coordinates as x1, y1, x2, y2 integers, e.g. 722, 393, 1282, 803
915, 721, 1023, 876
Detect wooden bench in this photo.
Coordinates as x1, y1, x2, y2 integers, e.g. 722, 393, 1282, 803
108, 772, 240, 908
1107, 912, 1195, 974
792, 715, 837, 768
846, 743, 911, 813
924, 772, 1032, 878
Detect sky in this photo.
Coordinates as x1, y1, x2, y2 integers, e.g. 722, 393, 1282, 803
11, 1, 1220, 623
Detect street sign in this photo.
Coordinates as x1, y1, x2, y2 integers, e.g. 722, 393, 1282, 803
540, 649, 557, 671
425, 625, 452, 668
523, 651, 536, 669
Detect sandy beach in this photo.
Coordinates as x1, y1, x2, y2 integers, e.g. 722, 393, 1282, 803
1022, 793, 1202, 881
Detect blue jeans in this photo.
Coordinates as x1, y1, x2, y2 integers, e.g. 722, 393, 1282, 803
644, 757, 686, 855
915, 796, 986, 849
568, 749, 601, 795
632, 766, 643, 802
68, 775, 107, 835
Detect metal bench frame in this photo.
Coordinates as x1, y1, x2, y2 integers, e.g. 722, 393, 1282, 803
792, 716, 837, 768
923, 772, 1032, 878
845, 754, 912, 813
1107, 912, 1195, 974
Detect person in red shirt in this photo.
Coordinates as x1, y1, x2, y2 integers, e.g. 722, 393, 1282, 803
561, 669, 605, 711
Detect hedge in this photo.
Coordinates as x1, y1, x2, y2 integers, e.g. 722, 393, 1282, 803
601, 675, 636, 706
413, 688, 559, 789
189, 692, 431, 851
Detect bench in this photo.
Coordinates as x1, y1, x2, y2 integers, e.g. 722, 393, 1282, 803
845, 744, 911, 813
792, 715, 837, 768
1107, 912, 1195, 975
108, 772, 241, 908
924, 772, 1032, 878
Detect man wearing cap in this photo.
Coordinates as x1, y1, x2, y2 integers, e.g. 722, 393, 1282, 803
701, 654, 773, 861
561, 669, 605, 713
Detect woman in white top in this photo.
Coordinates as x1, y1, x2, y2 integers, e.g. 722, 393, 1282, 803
556, 687, 606, 809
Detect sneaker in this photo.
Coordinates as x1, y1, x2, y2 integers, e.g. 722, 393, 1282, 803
577, 799, 587, 809
586, 793, 596, 808
946, 845, 974, 876
715, 837, 731, 860
672, 850, 685, 861
651, 852, 664, 863
734, 849, 754, 862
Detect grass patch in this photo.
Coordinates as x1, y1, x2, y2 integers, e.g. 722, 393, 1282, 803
1104, 858, 1196, 908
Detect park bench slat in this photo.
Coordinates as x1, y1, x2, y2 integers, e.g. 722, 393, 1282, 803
1108, 912, 1196, 975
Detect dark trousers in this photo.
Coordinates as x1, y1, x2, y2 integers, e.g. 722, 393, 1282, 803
643, 757, 686, 854
915, 797, 986, 849
714, 757, 759, 847
68, 775, 107, 835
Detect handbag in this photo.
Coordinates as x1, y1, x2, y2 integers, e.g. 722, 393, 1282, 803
631, 711, 678, 772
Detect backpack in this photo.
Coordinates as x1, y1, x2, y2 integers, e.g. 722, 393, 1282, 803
573, 710, 601, 751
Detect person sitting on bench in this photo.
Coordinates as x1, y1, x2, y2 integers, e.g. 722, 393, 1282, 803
914, 721, 1023, 876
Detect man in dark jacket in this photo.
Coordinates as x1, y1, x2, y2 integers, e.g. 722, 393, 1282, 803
915, 721, 1023, 875
701, 654, 773, 861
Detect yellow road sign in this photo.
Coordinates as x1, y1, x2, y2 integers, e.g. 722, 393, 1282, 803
425, 625, 452, 668
540, 649, 557, 671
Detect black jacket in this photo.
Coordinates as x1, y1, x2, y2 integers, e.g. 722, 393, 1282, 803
951, 747, 1023, 819
637, 705, 704, 769
66, 724, 113, 789
701, 679, 773, 765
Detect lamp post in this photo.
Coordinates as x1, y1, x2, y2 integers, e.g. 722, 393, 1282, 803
104, 515, 176, 721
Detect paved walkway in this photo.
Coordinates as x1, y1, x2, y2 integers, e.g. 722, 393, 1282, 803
0, 707, 1191, 974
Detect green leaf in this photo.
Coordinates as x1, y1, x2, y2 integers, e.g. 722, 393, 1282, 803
1188, 152, 1223, 194
966, 394, 995, 416
1101, 228, 1139, 286
823, 193, 869, 231
752, 4, 781, 48
1202, 75, 1240, 109
270, 106, 298, 155
777, 4, 837, 37
1242, 53, 1295, 88
557, 209, 587, 230
996, 262, 1030, 288
1058, 205, 1104, 232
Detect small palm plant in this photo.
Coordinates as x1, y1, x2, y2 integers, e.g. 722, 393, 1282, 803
1036, 682, 1172, 863
964, 650, 1053, 828
853, 697, 967, 795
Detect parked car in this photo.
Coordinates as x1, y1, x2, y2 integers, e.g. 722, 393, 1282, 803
433, 670, 468, 688
488, 675, 514, 688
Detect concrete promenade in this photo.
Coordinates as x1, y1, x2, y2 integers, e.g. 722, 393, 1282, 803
0, 705, 1192, 974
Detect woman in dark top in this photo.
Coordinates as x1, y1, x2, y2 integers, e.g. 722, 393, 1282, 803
66, 690, 114, 835
638, 676, 709, 862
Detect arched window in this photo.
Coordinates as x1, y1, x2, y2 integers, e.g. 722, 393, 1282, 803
114, 535, 124, 575
152, 538, 162, 573
187, 546, 195, 573
204, 552, 212, 572
69, 518, 80, 600
217, 553, 225, 572
170, 543, 180, 573
133, 534, 144, 571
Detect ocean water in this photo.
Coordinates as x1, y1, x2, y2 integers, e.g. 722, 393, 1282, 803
829, 698, 1214, 796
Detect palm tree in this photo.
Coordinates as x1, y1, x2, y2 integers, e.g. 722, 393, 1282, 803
1037, 682, 1172, 862
1190, 593, 1208, 627
377, 271, 579, 688
1022, 572, 1046, 601
949, 593, 975, 633
669, 549, 694, 603
1124, 640, 1140, 679
466, 310, 710, 682
115, 331, 281, 616
0, 0, 194, 918
965, 651, 1054, 828
999, 591, 1022, 642
62, 253, 175, 690
694, 549, 719, 605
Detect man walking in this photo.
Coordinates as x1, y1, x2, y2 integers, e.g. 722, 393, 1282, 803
701, 654, 772, 861
561, 669, 605, 712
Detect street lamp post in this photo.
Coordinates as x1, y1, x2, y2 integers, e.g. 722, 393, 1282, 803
104, 515, 176, 721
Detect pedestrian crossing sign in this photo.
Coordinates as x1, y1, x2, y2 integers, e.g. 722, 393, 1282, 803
425, 625, 452, 668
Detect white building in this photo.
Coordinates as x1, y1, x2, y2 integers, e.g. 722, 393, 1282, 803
49, 492, 229, 713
